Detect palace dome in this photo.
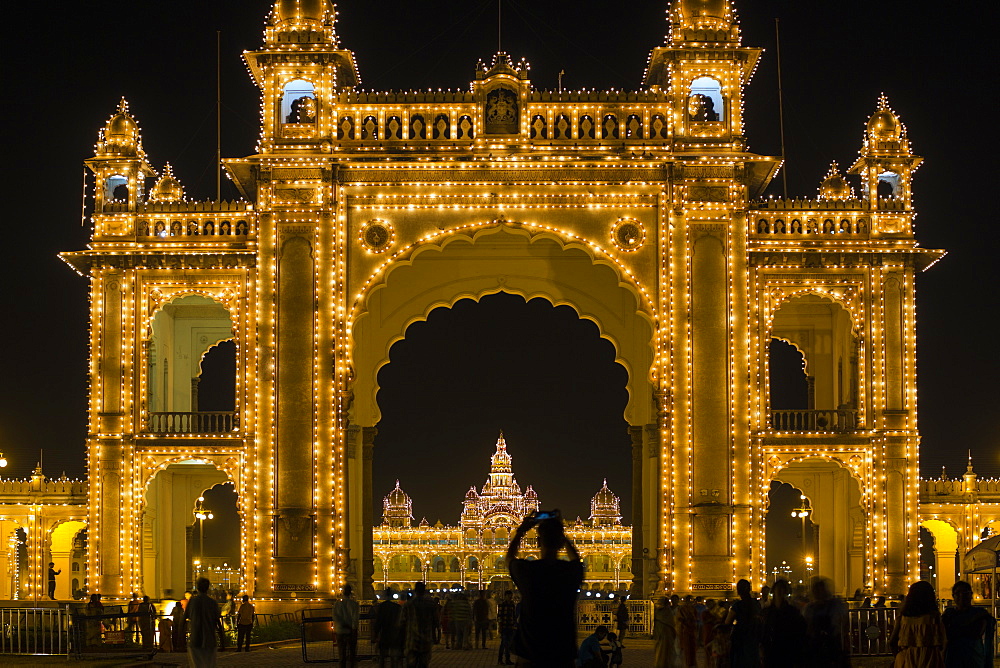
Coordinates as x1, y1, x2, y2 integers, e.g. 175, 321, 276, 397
590, 479, 622, 527
867, 95, 902, 142
149, 163, 184, 202
465, 486, 480, 501
101, 98, 141, 155
524, 485, 537, 500
385, 480, 409, 506
382, 480, 413, 527
818, 162, 853, 200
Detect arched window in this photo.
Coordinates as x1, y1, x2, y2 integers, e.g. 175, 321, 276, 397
410, 114, 427, 139
688, 76, 723, 122
602, 114, 619, 139
554, 113, 572, 140
877, 172, 899, 198
281, 79, 316, 123
105, 175, 128, 201
579, 115, 595, 139
650, 114, 667, 139
362, 116, 378, 140
433, 114, 450, 139
386, 116, 402, 140
626, 114, 643, 139
530, 115, 547, 139
338, 116, 355, 140
457, 115, 474, 140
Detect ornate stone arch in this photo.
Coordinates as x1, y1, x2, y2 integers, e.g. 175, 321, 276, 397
349, 221, 657, 426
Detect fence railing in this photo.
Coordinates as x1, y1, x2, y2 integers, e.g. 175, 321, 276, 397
147, 411, 238, 434
577, 600, 653, 636
769, 409, 859, 433
847, 607, 896, 656
0, 607, 71, 655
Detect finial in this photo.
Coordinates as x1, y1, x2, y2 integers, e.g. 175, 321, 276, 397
967, 451, 975, 474
877, 92, 890, 110
117, 97, 130, 114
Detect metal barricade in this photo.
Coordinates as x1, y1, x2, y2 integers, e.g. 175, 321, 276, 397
300, 602, 375, 663
0, 606, 71, 655
577, 600, 653, 636
847, 607, 896, 656
68, 605, 158, 660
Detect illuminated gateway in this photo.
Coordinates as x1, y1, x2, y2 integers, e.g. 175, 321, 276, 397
24, 0, 982, 606
373, 434, 631, 591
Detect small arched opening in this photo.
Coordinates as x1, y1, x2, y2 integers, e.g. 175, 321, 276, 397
688, 77, 723, 122
281, 79, 316, 123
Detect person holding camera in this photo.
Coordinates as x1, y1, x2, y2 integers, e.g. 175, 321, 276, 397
506, 510, 583, 667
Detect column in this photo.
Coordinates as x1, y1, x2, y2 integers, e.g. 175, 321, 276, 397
361, 427, 377, 600
274, 232, 317, 588
628, 426, 644, 598
934, 549, 958, 597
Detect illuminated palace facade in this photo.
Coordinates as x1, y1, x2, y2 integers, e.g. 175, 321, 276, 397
373, 434, 632, 592
52, 0, 948, 604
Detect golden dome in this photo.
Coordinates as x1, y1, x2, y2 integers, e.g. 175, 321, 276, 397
592, 479, 618, 507
818, 162, 853, 200
867, 94, 901, 142
101, 98, 141, 155
385, 480, 410, 507
676, 0, 732, 29
149, 163, 184, 202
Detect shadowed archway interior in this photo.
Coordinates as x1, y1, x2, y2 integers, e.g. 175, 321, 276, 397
373, 291, 632, 526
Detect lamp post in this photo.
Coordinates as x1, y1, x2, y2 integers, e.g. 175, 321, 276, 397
791, 494, 811, 583
193, 496, 213, 579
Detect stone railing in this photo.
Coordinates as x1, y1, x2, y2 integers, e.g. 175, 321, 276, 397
146, 411, 238, 434
751, 214, 871, 237
768, 409, 859, 433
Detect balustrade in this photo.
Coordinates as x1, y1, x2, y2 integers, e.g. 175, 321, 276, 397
146, 411, 237, 434
769, 409, 859, 433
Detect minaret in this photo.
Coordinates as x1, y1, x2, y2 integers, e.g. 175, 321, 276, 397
86, 98, 156, 234
243, 0, 360, 153
848, 95, 923, 231
489, 432, 514, 489
381, 480, 413, 528
643, 0, 761, 148
590, 479, 623, 527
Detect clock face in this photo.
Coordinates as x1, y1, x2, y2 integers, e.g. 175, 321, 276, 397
613, 220, 644, 251
361, 220, 393, 252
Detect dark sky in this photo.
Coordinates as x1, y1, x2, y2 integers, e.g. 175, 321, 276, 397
1, 2, 997, 525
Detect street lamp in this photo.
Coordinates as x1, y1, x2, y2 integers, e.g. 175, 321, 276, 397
193, 496, 213, 574
791, 494, 811, 583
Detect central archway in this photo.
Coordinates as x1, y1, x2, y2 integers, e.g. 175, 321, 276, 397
348, 223, 657, 597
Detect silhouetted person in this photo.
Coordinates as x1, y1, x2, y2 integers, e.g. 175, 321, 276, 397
496, 589, 516, 665
760, 578, 805, 667
85, 593, 104, 647
334, 584, 360, 667
725, 579, 761, 668
804, 578, 849, 668
137, 595, 155, 650
578, 624, 608, 668
943, 580, 995, 667
235, 594, 254, 652
507, 510, 583, 667
615, 598, 629, 643
47, 562, 61, 600
401, 581, 440, 668
890, 580, 946, 666
653, 595, 676, 667
186, 577, 222, 667
373, 588, 404, 668
473, 590, 490, 648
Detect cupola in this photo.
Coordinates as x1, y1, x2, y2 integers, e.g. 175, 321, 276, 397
590, 479, 622, 527
382, 480, 413, 528
98, 98, 142, 157
818, 162, 853, 201
148, 163, 184, 202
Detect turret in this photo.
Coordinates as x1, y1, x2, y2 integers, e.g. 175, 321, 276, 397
644, 0, 759, 147
148, 163, 185, 203
243, 1, 360, 153
818, 162, 853, 201
848, 95, 922, 213
381, 480, 413, 528
590, 479, 623, 527
87, 98, 155, 216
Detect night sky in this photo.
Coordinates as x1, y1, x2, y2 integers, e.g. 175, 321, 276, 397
1, 2, 997, 533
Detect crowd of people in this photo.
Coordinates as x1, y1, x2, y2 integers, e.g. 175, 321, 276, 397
651, 578, 996, 668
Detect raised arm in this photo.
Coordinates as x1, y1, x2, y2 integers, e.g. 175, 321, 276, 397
506, 515, 534, 563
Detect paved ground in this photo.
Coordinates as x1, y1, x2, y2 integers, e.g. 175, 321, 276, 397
2, 639, 927, 667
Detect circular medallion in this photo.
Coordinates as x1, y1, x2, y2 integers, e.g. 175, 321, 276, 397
612, 218, 645, 252
360, 219, 394, 253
